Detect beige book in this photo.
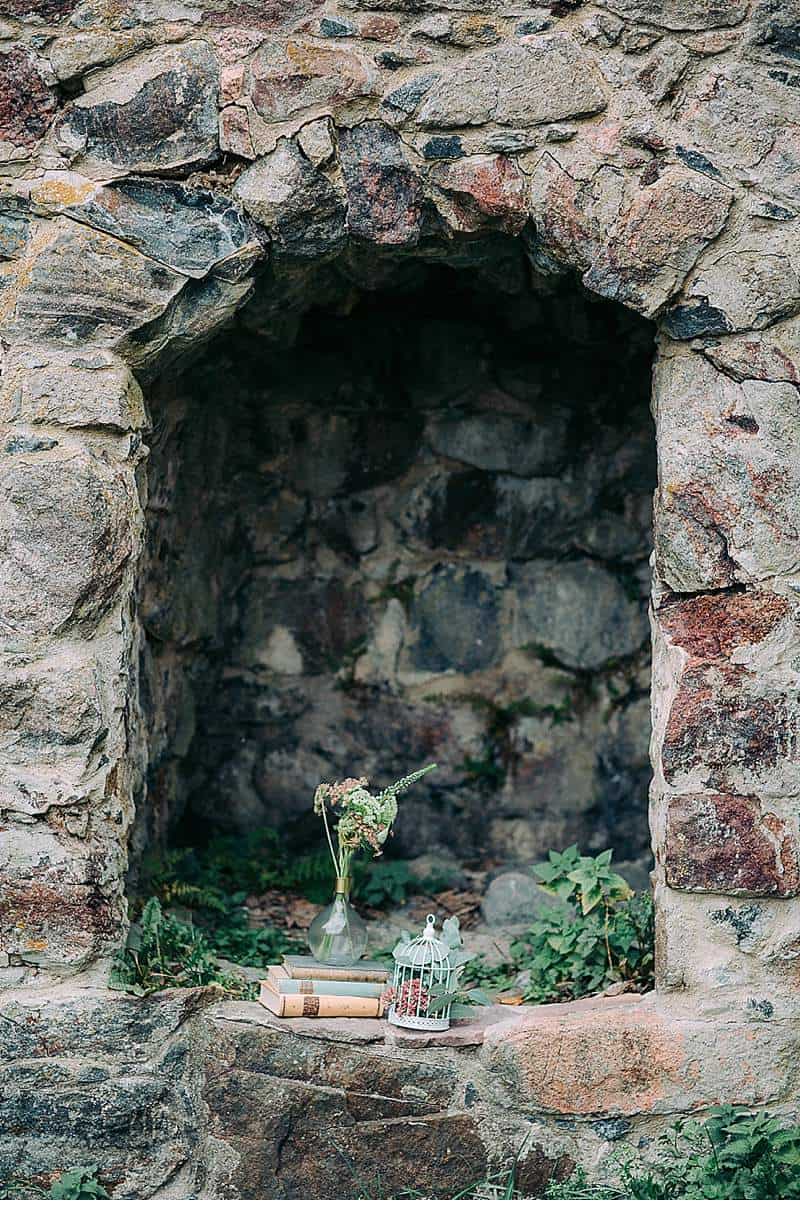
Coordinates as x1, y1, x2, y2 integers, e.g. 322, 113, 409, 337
259, 980, 382, 1018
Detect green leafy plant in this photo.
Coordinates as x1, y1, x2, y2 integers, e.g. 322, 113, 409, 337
546, 1106, 800, 1200
48, 1168, 110, 1200
355, 859, 414, 908
510, 846, 654, 1002
458, 846, 654, 1006
109, 896, 266, 997
1, 1168, 110, 1201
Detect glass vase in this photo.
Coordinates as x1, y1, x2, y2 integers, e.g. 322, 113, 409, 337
307, 880, 368, 964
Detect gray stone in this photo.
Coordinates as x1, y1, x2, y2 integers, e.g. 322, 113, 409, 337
234, 140, 346, 259
413, 565, 501, 672
383, 73, 440, 115
511, 560, 649, 669
297, 117, 336, 168
339, 121, 425, 246
428, 408, 569, 477
595, 0, 748, 30
418, 36, 607, 128
8, 218, 186, 348
679, 224, 800, 333
46, 176, 262, 280
0, 352, 147, 433
482, 870, 551, 926
0, 450, 137, 640
55, 41, 219, 175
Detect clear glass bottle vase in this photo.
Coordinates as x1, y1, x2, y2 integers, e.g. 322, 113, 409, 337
307, 878, 368, 964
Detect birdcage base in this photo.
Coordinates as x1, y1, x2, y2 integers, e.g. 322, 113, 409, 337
387, 1008, 451, 1032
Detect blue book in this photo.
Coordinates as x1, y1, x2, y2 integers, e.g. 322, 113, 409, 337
268, 965, 387, 998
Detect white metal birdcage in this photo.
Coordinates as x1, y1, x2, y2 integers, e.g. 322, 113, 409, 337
387, 914, 455, 1031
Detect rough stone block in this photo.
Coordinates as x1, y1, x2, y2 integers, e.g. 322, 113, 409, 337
665, 793, 800, 896
676, 223, 800, 335
418, 36, 607, 128
429, 153, 528, 233
0, 47, 56, 149
0, 351, 147, 433
248, 39, 378, 126
0, 449, 138, 640
234, 140, 345, 258
0, 879, 120, 970
654, 349, 800, 588
483, 993, 800, 1115
511, 559, 649, 669
55, 41, 219, 176
583, 168, 732, 316
595, 0, 748, 29
338, 122, 425, 246
32, 175, 262, 280
8, 218, 186, 348
204, 1010, 483, 1198
412, 565, 500, 672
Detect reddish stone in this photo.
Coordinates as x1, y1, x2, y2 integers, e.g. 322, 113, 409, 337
665, 792, 800, 895
485, 996, 688, 1115
251, 41, 376, 123
358, 14, 400, 39
0, 47, 57, 148
0, 0, 78, 15
516, 1147, 574, 1197
0, 880, 119, 957
529, 153, 596, 270
658, 589, 789, 660
206, 0, 319, 30
662, 662, 791, 786
339, 121, 425, 246
431, 154, 528, 233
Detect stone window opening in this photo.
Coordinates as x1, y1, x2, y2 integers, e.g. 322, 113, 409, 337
133, 253, 657, 895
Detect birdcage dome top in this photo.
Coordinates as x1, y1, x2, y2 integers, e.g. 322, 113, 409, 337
393, 914, 451, 966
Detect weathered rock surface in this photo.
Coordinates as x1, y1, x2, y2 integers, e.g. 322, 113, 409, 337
653, 349, 800, 589
0, 449, 137, 640
55, 42, 219, 176
0, 0, 799, 1094
339, 121, 426, 246
8, 219, 187, 348
418, 36, 607, 128
35, 176, 261, 279
2, 991, 796, 1198
511, 560, 649, 670
481, 870, 551, 926
0, 351, 146, 433
0, 47, 56, 150
234, 140, 345, 257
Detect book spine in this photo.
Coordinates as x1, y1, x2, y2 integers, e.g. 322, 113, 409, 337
276, 978, 386, 998
280, 992, 382, 1017
287, 964, 390, 983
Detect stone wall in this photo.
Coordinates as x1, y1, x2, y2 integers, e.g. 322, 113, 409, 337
1, 0, 800, 1191
138, 266, 655, 865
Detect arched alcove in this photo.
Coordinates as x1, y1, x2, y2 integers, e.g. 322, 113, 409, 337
133, 249, 656, 885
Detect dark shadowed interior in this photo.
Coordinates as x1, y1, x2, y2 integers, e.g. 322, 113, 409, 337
134, 252, 656, 877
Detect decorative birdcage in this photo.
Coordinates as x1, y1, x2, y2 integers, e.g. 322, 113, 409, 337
387, 914, 455, 1032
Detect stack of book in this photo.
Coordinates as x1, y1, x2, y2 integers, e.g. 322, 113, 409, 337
259, 954, 392, 1018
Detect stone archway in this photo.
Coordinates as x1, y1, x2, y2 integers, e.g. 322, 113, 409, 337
1, 0, 800, 1193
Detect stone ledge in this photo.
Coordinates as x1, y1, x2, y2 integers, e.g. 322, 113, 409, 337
482, 991, 800, 1116
212, 998, 520, 1048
